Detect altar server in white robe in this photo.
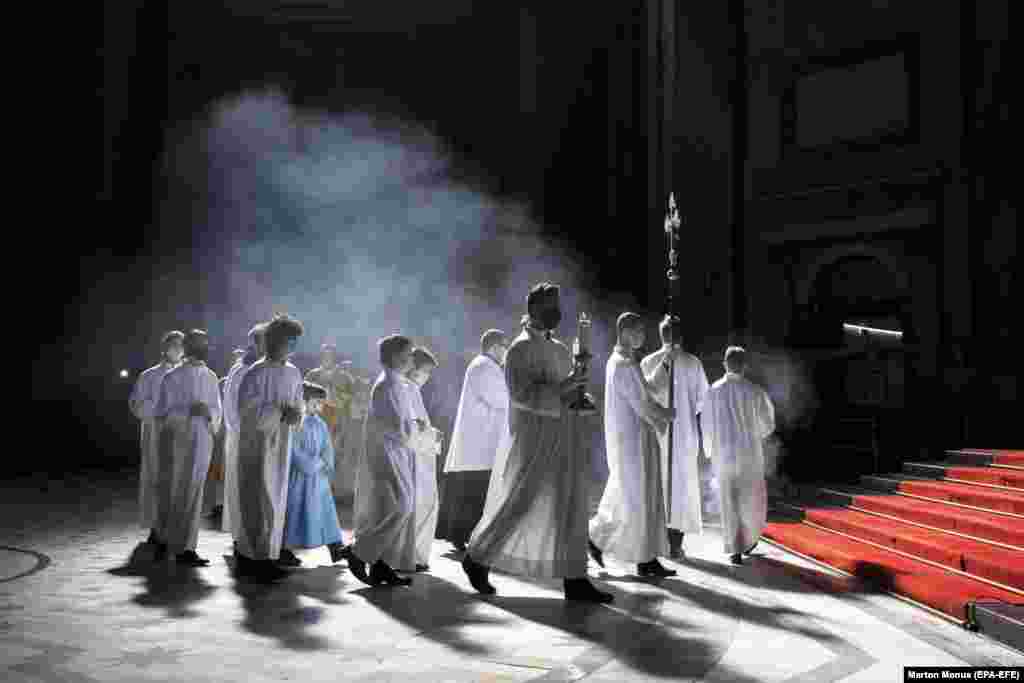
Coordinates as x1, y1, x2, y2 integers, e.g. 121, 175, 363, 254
405, 347, 443, 572
152, 330, 222, 566
441, 329, 509, 551
641, 315, 709, 558
129, 330, 184, 552
234, 314, 304, 582
589, 313, 677, 576
347, 334, 419, 588
702, 346, 776, 564
462, 283, 613, 603
222, 323, 267, 537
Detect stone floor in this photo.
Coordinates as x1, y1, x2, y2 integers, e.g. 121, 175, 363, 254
0, 468, 1020, 682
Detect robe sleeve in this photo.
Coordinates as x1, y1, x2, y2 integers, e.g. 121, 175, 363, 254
758, 388, 776, 440
207, 371, 223, 435
473, 363, 505, 411
290, 424, 323, 476
129, 371, 156, 420
238, 370, 281, 433
319, 419, 336, 478
153, 374, 171, 421
371, 379, 414, 445
618, 363, 661, 428
643, 352, 671, 400
693, 362, 710, 415
222, 364, 240, 432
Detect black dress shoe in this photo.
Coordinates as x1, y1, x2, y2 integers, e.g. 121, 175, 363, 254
370, 560, 412, 587
328, 542, 348, 564
563, 578, 613, 603
176, 550, 210, 567
637, 559, 677, 578
729, 553, 743, 565
347, 550, 379, 587
414, 564, 429, 573
252, 560, 289, 582
146, 529, 162, 545
461, 555, 496, 595
588, 540, 605, 568
743, 541, 759, 555
452, 541, 467, 552
276, 549, 302, 567
152, 542, 168, 561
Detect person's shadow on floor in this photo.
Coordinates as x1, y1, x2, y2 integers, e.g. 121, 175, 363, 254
108, 543, 218, 618
225, 555, 350, 651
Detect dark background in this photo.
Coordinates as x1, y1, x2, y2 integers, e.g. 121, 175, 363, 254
48, 1, 1016, 480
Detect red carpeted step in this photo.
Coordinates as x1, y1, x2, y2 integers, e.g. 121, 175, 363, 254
943, 466, 1024, 489
849, 494, 1024, 547
895, 479, 1024, 514
803, 507, 1024, 589
763, 521, 1023, 620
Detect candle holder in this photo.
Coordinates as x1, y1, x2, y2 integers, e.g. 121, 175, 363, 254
569, 312, 597, 415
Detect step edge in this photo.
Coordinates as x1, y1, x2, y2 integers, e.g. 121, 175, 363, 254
798, 518, 1024, 598
878, 472, 1024, 494
759, 535, 967, 626
898, 464, 1024, 494
811, 490, 1024, 553
834, 483, 1024, 520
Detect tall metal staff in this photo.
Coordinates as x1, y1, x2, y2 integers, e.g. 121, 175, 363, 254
663, 193, 683, 522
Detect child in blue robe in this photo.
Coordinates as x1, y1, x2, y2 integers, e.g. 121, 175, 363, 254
280, 382, 347, 566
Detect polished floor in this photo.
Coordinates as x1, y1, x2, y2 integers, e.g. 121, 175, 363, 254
0, 468, 1020, 682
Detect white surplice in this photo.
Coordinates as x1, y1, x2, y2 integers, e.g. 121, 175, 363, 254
406, 380, 441, 567
641, 346, 709, 534
221, 358, 256, 535
235, 359, 304, 560
701, 372, 776, 554
445, 354, 509, 473
468, 327, 593, 578
589, 347, 669, 562
351, 369, 417, 569
129, 361, 179, 529
153, 360, 222, 554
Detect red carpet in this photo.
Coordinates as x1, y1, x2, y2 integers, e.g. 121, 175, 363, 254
764, 446, 1024, 625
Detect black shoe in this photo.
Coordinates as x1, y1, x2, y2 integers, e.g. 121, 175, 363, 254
452, 541, 467, 552
588, 539, 605, 568
637, 559, 677, 578
146, 529, 161, 545
152, 541, 168, 561
729, 553, 743, 565
743, 541, 759, 556
370, 560, 412, 587
414, 564, 429, 573
563, 578, 613, 603
277, 549, 302, 567
328, 542, 348, 564
461, 555, 496, 595
253, 560, 289, 582
347, 550, 379, 587
667, 529, 685, 559
176, 550, 210, 567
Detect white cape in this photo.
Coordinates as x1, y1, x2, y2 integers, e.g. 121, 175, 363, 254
221, 359, 255, 535
445, 354, 509, 472
641, 346, 709, 533
702, 372, 775, 554
407, 381, 441, 567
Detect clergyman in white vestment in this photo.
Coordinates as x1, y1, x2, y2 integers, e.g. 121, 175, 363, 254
441, 329, 509, 551
404, 347, 443, 572
234, 314, 305, 582
129, 330, 184, 549
589, 313, 676, 576
152, 330, 222, 565
641, 315, 710, 558
347, 335, 418, 587
222, 323, 267, 537
701, 346, 776, 564
462, 283, 613, 603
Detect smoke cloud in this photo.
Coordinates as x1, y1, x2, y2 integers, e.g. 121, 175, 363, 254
156, 88, 641, 403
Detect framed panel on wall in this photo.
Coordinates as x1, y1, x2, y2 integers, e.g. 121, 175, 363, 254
780, 34, 920, 158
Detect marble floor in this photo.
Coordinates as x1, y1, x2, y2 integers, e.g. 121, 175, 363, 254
0, 467, 1020, 682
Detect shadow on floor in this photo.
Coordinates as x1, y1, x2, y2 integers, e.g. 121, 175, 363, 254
226, 556, 352, 651
108, 544, 218, 618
